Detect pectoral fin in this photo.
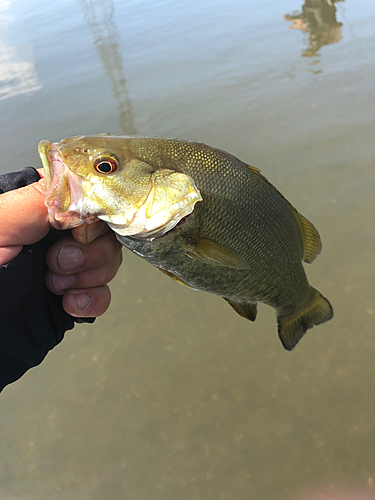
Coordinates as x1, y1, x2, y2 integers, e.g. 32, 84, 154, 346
186, 237, 249, 269
224, 298, 258, 322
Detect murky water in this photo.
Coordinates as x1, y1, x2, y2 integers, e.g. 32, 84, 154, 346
1, 0, 375, 498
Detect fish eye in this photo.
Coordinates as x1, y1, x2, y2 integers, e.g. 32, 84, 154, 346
94, 156, 119, 174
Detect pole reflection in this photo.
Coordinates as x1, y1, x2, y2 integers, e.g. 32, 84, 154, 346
76, 0, 136, 135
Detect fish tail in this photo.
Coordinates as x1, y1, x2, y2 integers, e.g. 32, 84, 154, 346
277, 288, 333, 351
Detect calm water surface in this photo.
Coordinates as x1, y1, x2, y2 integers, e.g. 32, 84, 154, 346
1, 0, 375, 499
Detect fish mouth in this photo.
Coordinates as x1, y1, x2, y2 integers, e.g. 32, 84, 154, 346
38, 139, 202, 237
38, 140, 97, 230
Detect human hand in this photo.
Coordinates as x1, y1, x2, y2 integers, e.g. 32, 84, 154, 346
0, 176, 50, 266
45, 222, 122, 317
0, 171, 122, 317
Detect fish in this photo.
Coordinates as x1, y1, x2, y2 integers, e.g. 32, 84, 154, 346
39, 134, 333, 350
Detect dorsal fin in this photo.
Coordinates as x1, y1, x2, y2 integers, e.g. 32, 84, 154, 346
246, 166, 322, 264
296, 213, 322, 263
247, 164, 262, 174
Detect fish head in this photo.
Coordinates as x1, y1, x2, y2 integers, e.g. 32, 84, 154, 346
38, 135, 202, 237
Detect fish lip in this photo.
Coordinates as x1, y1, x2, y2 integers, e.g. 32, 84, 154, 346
44, 146, 67, 226
39, 141, 64, 217
39, 140, 97, 230
38, 139, 54, 194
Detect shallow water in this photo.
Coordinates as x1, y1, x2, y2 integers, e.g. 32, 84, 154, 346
1, 0, 375, 499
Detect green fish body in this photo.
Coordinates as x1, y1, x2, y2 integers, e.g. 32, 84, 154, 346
39, 135, 333, 350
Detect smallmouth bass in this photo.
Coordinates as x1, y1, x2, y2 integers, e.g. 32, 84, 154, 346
39, 135, 333, 350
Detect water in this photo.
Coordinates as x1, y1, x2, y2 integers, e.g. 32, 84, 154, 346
1, 0, 375, 499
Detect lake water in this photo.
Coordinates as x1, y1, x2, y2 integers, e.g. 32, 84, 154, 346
1, 0, 375, 499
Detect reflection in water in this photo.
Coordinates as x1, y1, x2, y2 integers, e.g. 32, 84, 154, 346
0, 1, 42, 101
285, 0, 344, 66
76, 0, 135, 135
2, 0, 375, 498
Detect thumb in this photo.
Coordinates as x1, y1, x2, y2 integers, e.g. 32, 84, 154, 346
0, 178, 50, 265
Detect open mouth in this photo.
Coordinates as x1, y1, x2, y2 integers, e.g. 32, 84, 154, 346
38, 139, 202, 236
38, 140, 97, 230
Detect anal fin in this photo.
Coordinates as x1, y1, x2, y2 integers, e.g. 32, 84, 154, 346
224, 298, 258, 322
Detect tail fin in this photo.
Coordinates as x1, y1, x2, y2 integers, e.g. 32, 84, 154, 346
277, 288, 333, 351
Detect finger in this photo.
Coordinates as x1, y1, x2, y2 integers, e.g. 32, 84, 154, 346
0, 179, 49, 247
46, 230, 122, 275
45, 249, 122, 294
62, 285, 111, 317
71, 220, 110, 245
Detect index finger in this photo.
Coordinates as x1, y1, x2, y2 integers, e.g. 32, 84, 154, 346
0, 179, 49, 247
71, 220, 110, 245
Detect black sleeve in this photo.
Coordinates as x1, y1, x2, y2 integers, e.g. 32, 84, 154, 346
0, 167, 94, 392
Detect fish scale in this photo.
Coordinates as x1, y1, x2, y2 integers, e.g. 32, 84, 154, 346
39, 135, 333, 350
